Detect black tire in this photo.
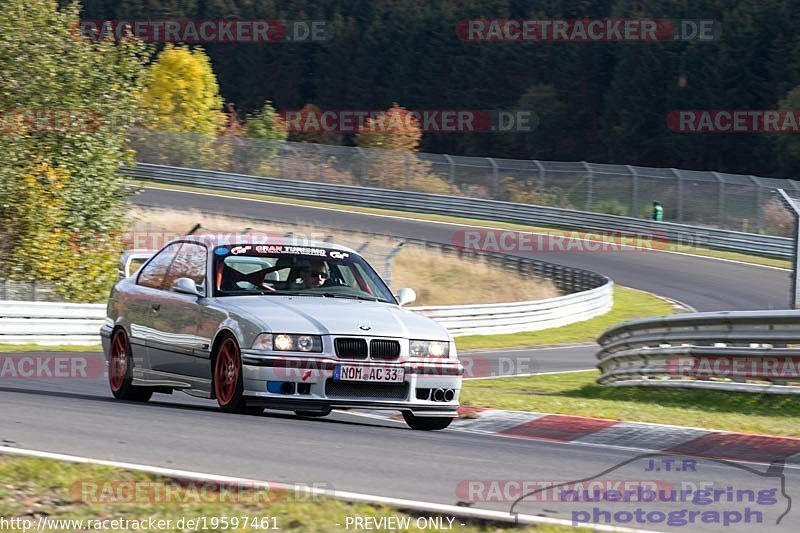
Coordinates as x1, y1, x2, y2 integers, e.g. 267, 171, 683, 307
213, 335, 260, 414
295, 407, 332, 418
108, 329, 152, 402
402, 411, 453, 431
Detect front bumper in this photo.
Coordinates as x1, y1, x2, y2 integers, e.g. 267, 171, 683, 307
240, 351, 463, 417
100, 325, 113, 358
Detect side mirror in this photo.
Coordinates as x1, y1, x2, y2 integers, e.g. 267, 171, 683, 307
396, 287, 417, 307
172, 277, 204, 297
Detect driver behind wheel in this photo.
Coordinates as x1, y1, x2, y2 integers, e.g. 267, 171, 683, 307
298, 259, 330, 289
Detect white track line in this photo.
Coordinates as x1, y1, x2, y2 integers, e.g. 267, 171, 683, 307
464, 368, 596, 381
143, 185, 789, 272
460, 342, 597, 354
0, 445, 654, 532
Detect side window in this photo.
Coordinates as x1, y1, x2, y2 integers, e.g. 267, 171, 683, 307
137, 244, 181, 290
164, 243, 208, 292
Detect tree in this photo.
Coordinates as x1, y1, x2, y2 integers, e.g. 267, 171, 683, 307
512, 85, 567, 160
246, 101, 288, 141
287, 103, 330, 144
0, 0, 149, 301
776, 85, 800, 173
237, 101, 288, 175
356, 103, 422, 151
356, 104, 453, 193
139, 44, 225, 135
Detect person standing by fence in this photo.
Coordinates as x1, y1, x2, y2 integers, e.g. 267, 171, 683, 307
652, 201, 664, 222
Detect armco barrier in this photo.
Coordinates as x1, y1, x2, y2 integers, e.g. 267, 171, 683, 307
0, 301, 106, 345
1, 283, 612, 344
125, 163, 794, 258
1, 246, 612, 344
596, 310, 800, 394
415, 281, 612, 336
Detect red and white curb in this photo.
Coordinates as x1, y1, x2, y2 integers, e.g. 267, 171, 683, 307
358, 407, 800, 464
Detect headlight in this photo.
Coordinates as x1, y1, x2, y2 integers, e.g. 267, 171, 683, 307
252, 333, 323, 352
409, 340, 450, 359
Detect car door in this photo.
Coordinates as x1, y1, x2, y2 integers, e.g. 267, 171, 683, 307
127, 242, 182, 373
147, 241, 208, 378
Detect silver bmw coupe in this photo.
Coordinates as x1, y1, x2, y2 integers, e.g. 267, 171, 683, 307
101, 233, 463, 430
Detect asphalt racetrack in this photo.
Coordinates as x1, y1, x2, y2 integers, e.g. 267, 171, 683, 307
1, 187, 796, 531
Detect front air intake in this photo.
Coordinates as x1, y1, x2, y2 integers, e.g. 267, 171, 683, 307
369, 339, 401, 360
334, 337, 368, 359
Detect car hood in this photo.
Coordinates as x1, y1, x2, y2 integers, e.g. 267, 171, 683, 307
219, 295, 450, 340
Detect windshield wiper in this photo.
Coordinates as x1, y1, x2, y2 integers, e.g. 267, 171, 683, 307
320, 293, 380, 302
272, 291, 325, 297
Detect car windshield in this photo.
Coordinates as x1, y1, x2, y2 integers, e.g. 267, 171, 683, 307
212, 244, 396, 304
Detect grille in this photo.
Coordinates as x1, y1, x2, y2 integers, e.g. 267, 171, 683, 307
334, 338, 368, 359
325, 379, 409, 400
369, 339, 401, 360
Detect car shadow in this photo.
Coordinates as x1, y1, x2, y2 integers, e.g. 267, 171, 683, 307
0, 384, 409, 430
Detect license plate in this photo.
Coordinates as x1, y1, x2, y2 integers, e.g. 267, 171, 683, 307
334, 365, 405, 383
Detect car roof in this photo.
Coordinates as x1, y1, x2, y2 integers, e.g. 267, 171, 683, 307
174, 233, 359, 255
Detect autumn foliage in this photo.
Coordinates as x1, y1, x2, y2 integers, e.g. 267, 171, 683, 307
355, 104, 453, 193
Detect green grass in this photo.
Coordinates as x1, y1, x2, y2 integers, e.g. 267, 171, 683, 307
0, 344, 101, 353
461, 370, 800, 437
0, 456, 579, 532
138, 180, 791, 270
455, 286, 675, 351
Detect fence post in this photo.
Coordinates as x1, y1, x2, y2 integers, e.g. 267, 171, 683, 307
583, 162, 593, 211
749, 175, 763, 233
383, 242, 406, 287
195, 135, 202, 168
277, 142, 285, 179
533, 160, 545, 199
670, 168, 684, 223
443, 154, 456, 184
712, 172, 725, 228
487, 157, 499, 198
356, 147, 366, 185
314, 144, 323, 182
404, 151, 411, 188
626, 165, 638, 217
32, 281, 39, 302
778, 189, 800, 308
2, 279, 7, 300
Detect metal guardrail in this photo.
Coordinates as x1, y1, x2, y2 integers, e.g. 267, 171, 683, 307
1, 238, 613, 344
0, 282, 612, 344
596, 311, 800, 394
130, 129, 800, 234
125, 163, 794, 258
416, 282, 613, 336
0, 301, 106, 345
0, 280, 60, 302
